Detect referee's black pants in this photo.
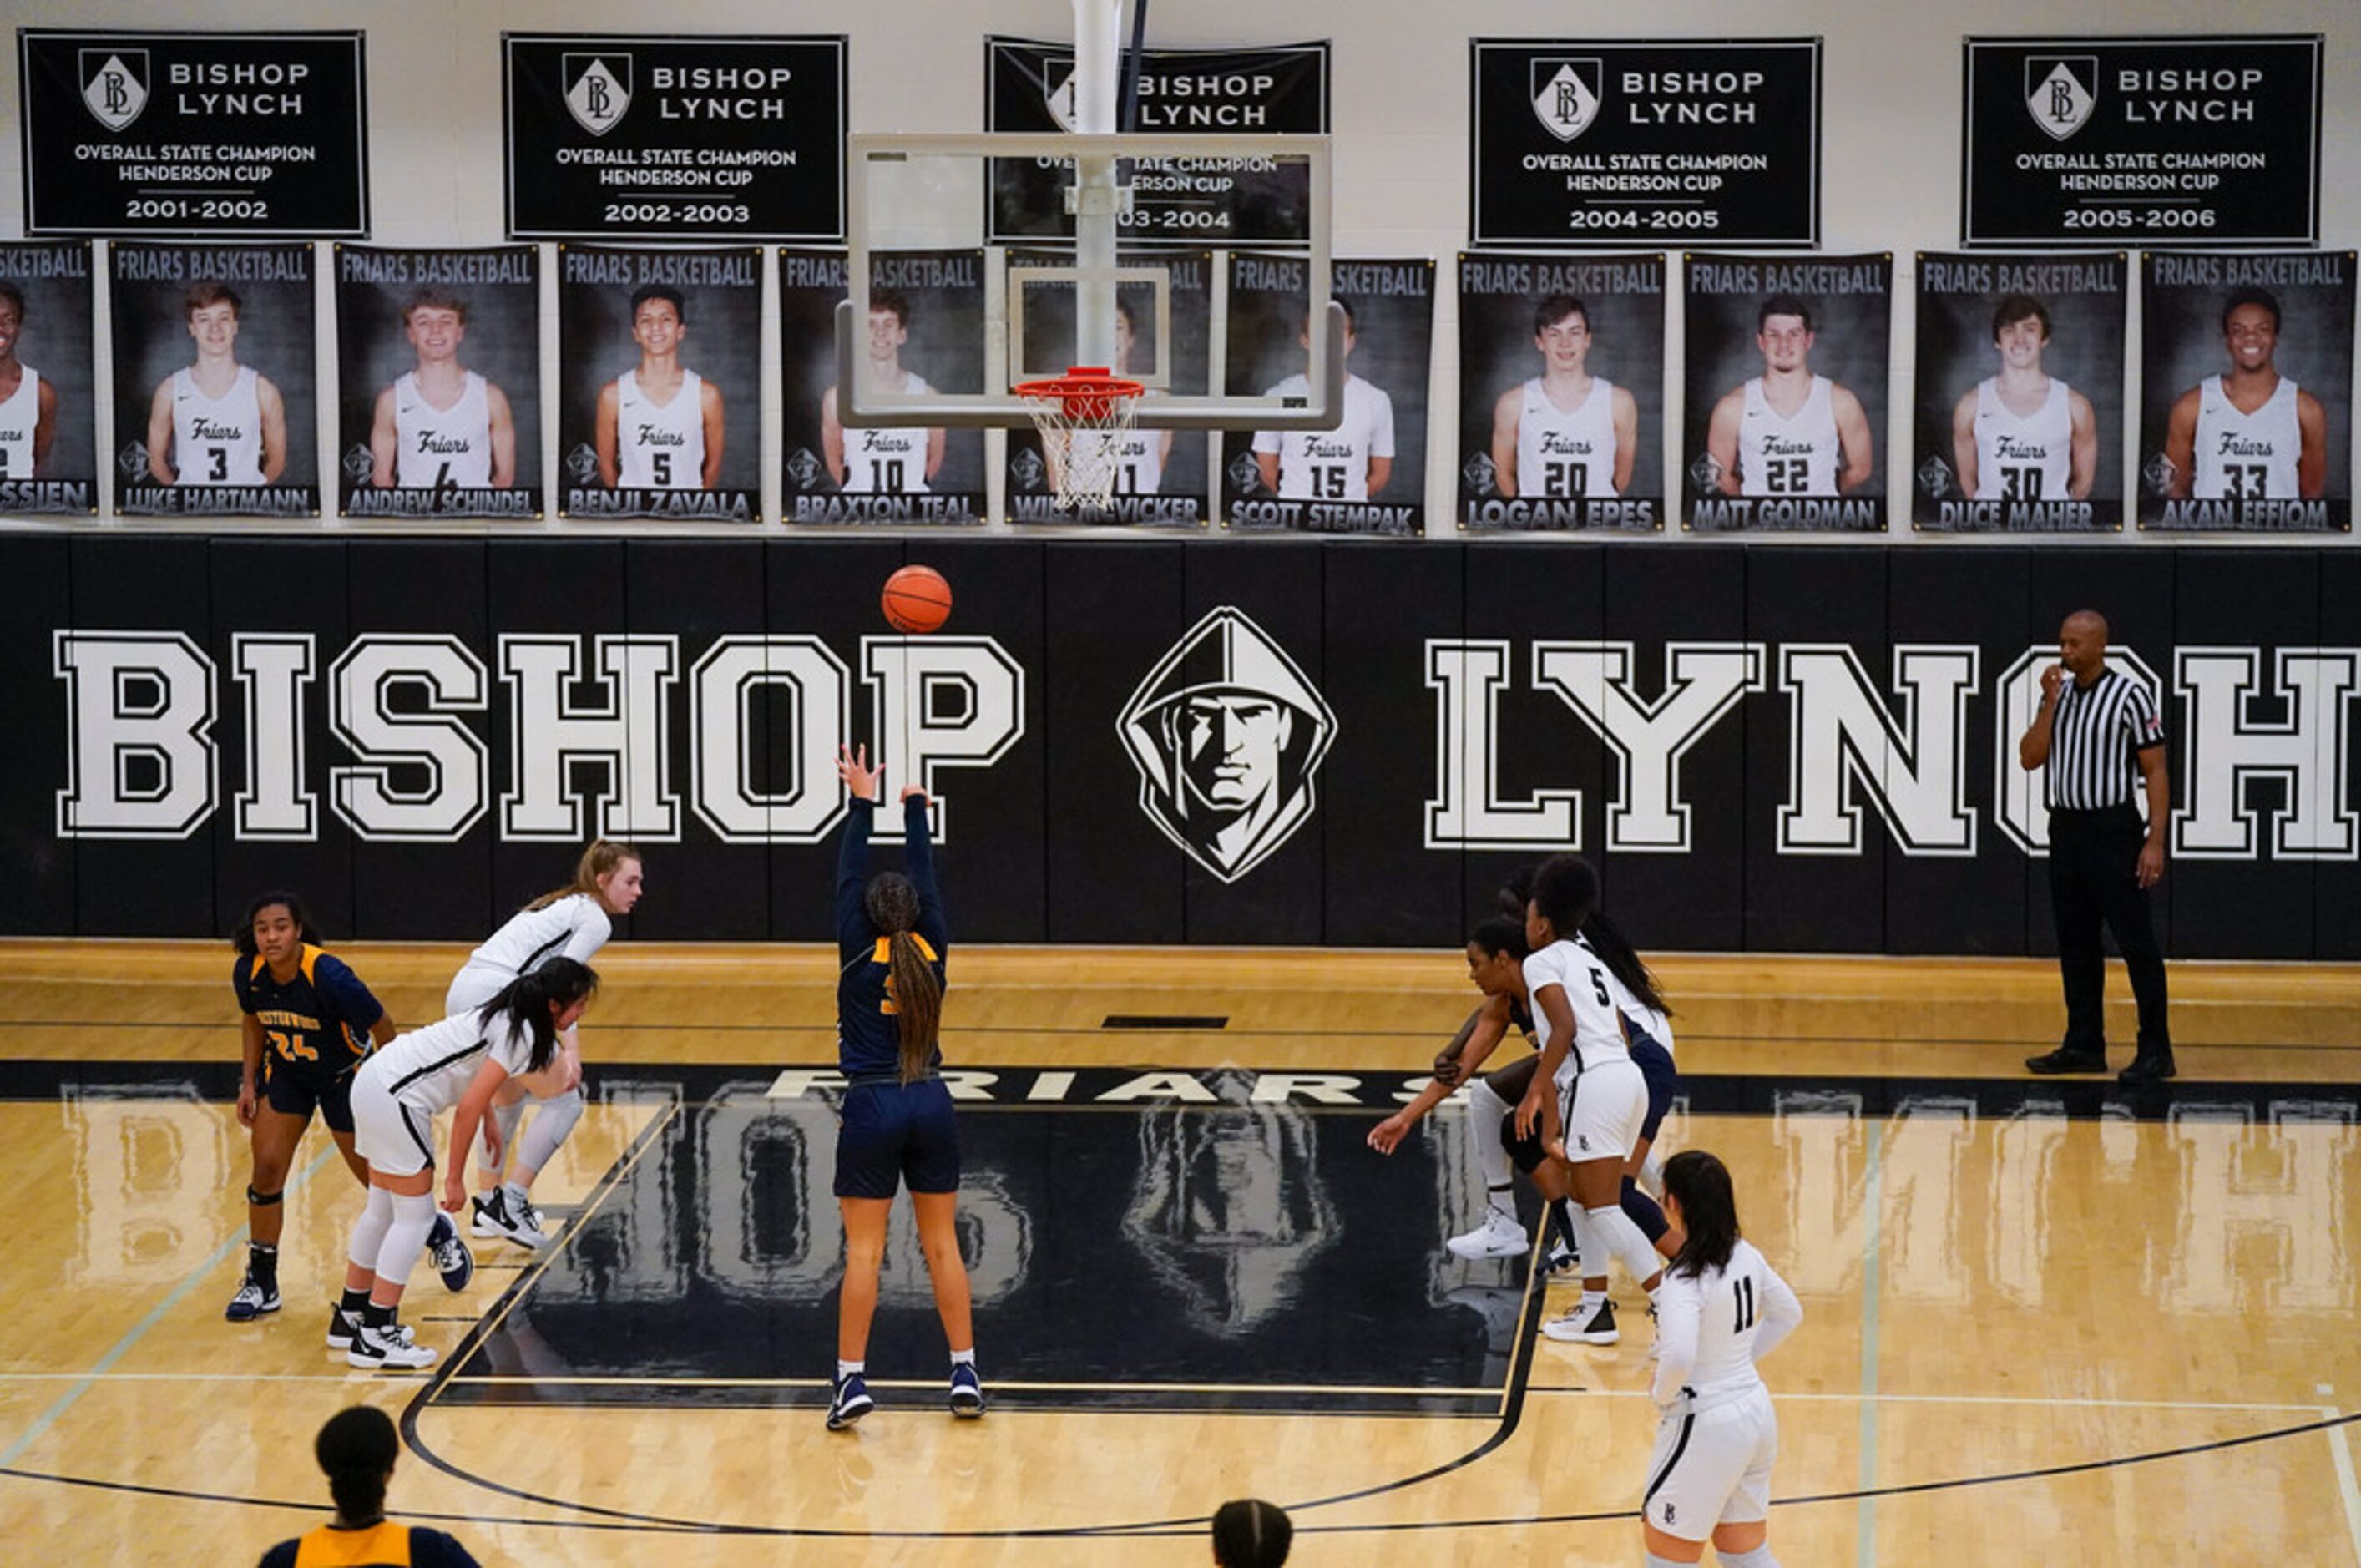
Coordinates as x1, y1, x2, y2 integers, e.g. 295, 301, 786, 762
2048, 803, 2170, 1058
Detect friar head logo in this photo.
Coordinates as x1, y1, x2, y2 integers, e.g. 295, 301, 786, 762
1118, 607, 1337, 883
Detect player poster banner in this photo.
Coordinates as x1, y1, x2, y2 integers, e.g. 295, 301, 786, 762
19, 31, 368, 237
1005, 248, 1210, 528
334, 247, 540, 520
503, 35, 848, 242
559, 246, 761, 524
1963, 37, 2323, 249
1469, 39, 1820, 250
1911, 251, 2125, 533
985, 38, 1327, 248
1457, 252, 1663, 532
0, 241, 96, 515
110, 243, 316, 518
1221, 255, 1432, 537
778, 248, 986, 525
1683, 252, 1889, 533
2138, 250, 2353, 533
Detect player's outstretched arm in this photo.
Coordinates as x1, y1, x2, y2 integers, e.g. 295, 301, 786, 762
1832, 383, 1875, 493
2161, 387, 2200, 499
2297, 389, 2328, 498
486, 382, 517, 488
445, 1057, 515, 1214
2067, 390, 2098, 500
700, 379, 726, 488
593, 381, 621, 488
257, 376, 288, 483
1706, 388, 1744, 495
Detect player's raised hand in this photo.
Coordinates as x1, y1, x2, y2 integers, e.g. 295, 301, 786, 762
836, 742, 883, 802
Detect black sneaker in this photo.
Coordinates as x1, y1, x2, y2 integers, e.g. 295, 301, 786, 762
827, 1371, 874, 1430
2117, 1055, 2177, 1085
326, 1306, 360, 1350
2025, 1047, 2108, 1075
225, 1273, 281, 1322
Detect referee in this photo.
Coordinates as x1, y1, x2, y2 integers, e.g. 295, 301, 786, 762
2019, 609, 2174, 1083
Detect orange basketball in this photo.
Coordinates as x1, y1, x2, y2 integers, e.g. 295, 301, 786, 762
882, 564, 953, 635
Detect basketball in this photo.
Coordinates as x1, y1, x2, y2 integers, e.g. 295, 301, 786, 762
882, 564, 953, 635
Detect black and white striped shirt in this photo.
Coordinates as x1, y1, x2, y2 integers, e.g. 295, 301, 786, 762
2046, 668, 2165, 811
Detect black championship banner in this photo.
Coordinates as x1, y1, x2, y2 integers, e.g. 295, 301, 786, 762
985, 38, 1327, 248
778, 249, 986, 525
1469, 39, 1820, 250
19, 31, 367, 236
1005, 249, 1210, 528
0, 241, 97, 515
2138, 251, 2352, 534
1964, 37, 2323, 249
1683, 253, 1890, 533
1221, 255, 1432, 536
334, 247, 541, 520
110, 243, 317, 518
1457, 252, 1663, 532
503, 35, 847, 242
1911, 252, 2125, 533
559, 246, 761, 523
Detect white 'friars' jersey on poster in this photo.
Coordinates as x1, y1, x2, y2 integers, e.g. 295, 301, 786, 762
619, 368, 705, 489
1067, 428, 1163, 495
173, 366, 265, 485
1516, 376, 1619, 498
841, 372, 933, 493
1253, 372, 1394, 502
1972, 377, 2073, 502
2192, 374, 2303, 500
1738, 375, 1838, 498
393, 370, 493, 488
0, 367, 38, 478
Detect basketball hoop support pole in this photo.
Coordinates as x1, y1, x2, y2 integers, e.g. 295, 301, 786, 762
1072, 0, 1122, 370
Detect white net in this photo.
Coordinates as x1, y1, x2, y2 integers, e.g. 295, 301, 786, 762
1019, 375, 1144, 512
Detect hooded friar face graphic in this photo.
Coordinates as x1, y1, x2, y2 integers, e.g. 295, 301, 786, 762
1118, 608, 1337, 883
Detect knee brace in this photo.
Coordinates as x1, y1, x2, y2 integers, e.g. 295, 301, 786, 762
245, 1185, 283, 1207
372, 1191, 437, 1291
514, 1087, 585, 1182
346, 1184, 395, 1272
1716, 1547, 1779, 1568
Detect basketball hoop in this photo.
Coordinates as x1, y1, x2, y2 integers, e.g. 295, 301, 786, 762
1014, 367, 1145, 511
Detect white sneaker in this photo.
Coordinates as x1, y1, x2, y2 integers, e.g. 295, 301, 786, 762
1539, 1297, 1620, 1345
347, 1321, 437, 1371
472, 1188, 549, 1249
1445, 1211, 1529, 1260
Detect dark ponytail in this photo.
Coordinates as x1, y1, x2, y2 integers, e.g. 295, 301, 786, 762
864, 872, 942, 1084
1662, 1150, 1741, 1279
1494, 862, 1540, 920
1469, 914, 1529, 961
1580, 908, 1671, 1017
1528, 852, 1599, 939
314, 1405, 397, 1524
1211, 1498, 1292, 1566
476, 956, 600, 1074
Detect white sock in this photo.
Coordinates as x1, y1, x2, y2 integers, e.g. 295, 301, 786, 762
950, 1347, 975, 1366
1467, 1079, 1514, 1191
837, 1358, 863, 1379
1588, 1203, 1663, 1292
502, 1180, 531, 1212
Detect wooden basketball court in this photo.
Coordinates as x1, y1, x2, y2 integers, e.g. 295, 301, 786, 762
3, 939, 2356, 1562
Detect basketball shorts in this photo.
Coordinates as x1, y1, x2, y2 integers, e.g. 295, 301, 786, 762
1556, 1055, 1647, 1164
349, 1065, 440, 1178
1643, 1383, 1778, 1540
835, 1077, 961, 1199
261, 1057, 358, 1133
1629, 1032, 1678, 1145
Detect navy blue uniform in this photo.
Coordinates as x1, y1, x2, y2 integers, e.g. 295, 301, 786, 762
833, 795, 957, 1199
233, 946, 384, 1133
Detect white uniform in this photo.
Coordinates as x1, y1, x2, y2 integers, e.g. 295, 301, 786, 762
1515, 376, 1620, 498
1971, 376, 2073, 502
0, 366, 41, 479
1253, 372, 1394, 502
1643, 1239, 1802, 1539
392, 370, 493, 488
840, 372, 933, 493
350, 1009, 540, 1177
171, 366, 265, 485
1521, 937, 1646, 1161
1581, 934, 1676, 1059
617, 368, 705, 489
445, 893, 612, 1015
1737, 375, 1839, 498
2192, 373, 2303, 500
